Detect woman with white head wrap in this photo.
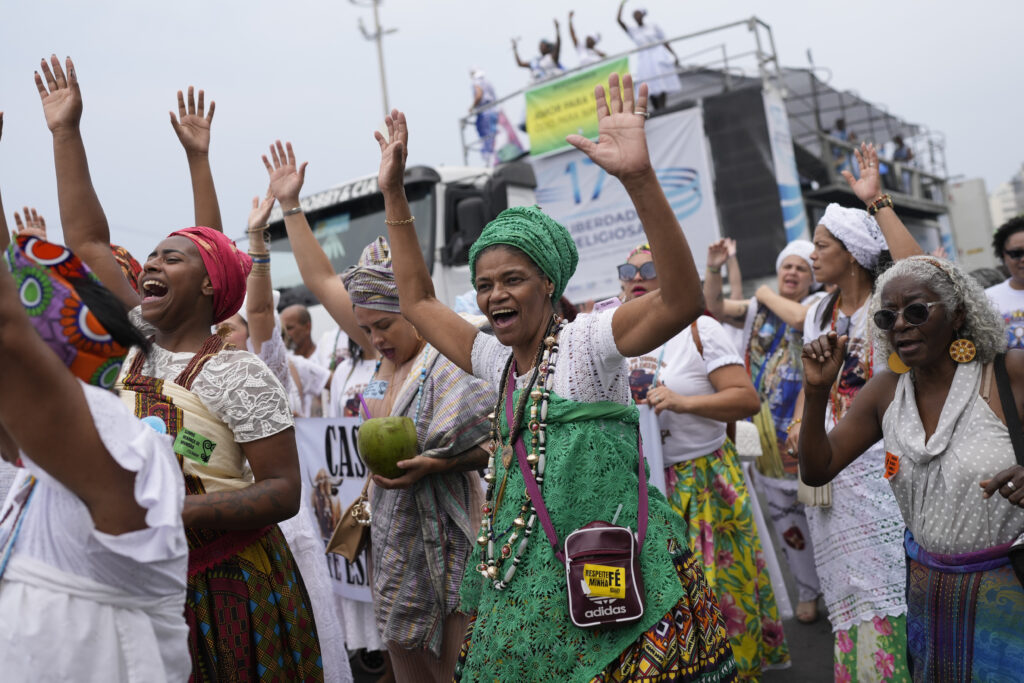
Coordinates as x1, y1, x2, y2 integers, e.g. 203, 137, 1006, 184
783, 143, 924, 680
704, 237, 826, 624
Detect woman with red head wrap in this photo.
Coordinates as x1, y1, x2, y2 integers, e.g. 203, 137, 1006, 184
34, 56, 323, 680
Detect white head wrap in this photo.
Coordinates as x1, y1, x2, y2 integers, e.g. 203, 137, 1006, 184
775, 239, 815, 273
819, 203, 887, 270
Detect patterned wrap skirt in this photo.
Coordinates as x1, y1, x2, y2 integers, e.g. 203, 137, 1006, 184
455, 539, 738, 682
904, 530, 1024, 682
664, 439, 790, 679
184, 476, 324, 682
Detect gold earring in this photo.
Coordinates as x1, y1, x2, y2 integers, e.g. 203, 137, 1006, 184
887, 352, 910, 374
949, 337, 977, 364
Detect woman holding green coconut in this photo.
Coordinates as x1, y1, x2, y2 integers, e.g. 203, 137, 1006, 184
379, 73, 737, 681
263, 143, 494, 682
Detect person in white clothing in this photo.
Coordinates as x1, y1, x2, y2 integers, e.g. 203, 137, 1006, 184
986, 216, 1024, 349
512, 19, 564, 83
0, 232, 189, 682
622, 242, 789, 679
568, 10, 606, 67
617, 1, 680, 110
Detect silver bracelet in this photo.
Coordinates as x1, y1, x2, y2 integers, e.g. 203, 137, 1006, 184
283, 206, 303, 217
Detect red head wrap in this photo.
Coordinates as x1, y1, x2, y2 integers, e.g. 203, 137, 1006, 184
167, 226, 253, 323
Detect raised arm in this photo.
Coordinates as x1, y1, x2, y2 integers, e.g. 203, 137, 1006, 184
703, 239, 748, 328
797, 332, 890, 484
567, 74, 703, 356
616, 0, 630, 32
724, 238, 743, 298
568, 11, 580, 49
378, 111, 479, 374
754, 286, 812, 330
13, 207, 48, 240
169, 86, 222, 231
262, 141, 371, 354
552, 18, 562, 64
0, 259, 146, 535
843, 142, 922, 260
36, 55, 140, 309
511, 39, 530, 69
245, 189, 276, 352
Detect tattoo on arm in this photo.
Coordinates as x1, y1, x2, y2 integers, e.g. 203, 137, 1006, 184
184, 479, 295, 529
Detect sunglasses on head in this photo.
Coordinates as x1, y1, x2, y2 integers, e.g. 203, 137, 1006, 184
618, 262, 657, 281
1004, 248, 1024, 261
872, 302, 942, 331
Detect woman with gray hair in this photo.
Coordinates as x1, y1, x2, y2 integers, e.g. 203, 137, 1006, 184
798, 255, 1024, 681
785, 142, 923, 680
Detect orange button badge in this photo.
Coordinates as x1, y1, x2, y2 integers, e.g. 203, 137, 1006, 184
884, 452, 900, 479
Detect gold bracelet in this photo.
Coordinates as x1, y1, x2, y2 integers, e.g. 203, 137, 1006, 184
786, 418, 802, 433
251, 263, 271, 275
247, 223, 269, 233
385, 216, 415, 225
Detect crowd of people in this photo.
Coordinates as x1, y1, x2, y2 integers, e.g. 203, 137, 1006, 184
1, 47, 1024, 683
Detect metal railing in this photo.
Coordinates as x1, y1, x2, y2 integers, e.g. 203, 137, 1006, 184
815, 131, 947, 204
459, 16, 781, 164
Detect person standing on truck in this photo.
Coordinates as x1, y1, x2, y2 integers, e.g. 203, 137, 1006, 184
616, 1, 681, 111
568, 10, 606, 67
512, 18, 565, 83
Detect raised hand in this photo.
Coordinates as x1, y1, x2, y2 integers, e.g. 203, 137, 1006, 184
801, 332, 847, 392
248, 189, 276, 231
724, 237, 738, 258
706, 239, 730, 269
566, 73, 652, 183
13, 207, 47, 240
35, 55, 82, 133
170, 86, 216, 157
841, 142, 883, 205
262, 141, 308, 206
374, 109, 409, 196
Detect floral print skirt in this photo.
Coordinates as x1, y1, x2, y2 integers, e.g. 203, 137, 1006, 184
665, 439, 790, 680
833, 615, 908, 682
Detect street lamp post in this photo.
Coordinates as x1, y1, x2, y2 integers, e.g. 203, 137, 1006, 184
351, 0, 397, 119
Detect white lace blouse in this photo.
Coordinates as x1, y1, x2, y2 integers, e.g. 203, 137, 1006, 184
128, 307, 293, 442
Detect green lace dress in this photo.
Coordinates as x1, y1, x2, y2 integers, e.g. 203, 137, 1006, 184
455, 315, 737, 683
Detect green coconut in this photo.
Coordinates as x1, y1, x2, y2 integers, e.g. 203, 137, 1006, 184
357, 416, 418, 479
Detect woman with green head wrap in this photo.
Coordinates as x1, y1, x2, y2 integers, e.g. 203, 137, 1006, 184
379, 73, 738, 681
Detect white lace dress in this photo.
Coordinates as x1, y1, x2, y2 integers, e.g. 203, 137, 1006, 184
803, 301, 907, 632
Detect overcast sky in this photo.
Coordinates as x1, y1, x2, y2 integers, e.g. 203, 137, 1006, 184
1, 0, 1020, 260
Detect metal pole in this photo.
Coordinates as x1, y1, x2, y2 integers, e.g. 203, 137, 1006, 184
372, 0, 389, 116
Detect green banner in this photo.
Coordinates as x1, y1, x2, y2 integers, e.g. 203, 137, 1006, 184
525, 58, 630, 156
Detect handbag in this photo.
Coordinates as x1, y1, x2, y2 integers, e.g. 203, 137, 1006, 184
990, 354, 1024, 585
508, 381, 647, 629
326, 475, 372, 563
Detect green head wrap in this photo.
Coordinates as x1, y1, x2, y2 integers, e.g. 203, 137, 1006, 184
468, 205, 579, 302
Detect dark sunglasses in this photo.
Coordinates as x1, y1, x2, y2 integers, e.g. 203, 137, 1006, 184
872, 302, 941, 331
1004, 248, 1024, 261
618, 262, 657, 280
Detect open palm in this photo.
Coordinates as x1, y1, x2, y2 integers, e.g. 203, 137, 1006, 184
170, 86, 215, 155
566, 73, 652, 182
262, 141, 307, 205
375, 109, 409, 195
35, 55, 82, 132
841, 142, 883, 204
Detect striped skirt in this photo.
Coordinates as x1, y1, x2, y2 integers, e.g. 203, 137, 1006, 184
905, 531, 1024, 682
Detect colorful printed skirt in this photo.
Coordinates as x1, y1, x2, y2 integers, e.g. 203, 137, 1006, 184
904, 531, 1024, 682
665, 440, 789, 680
455, 542, 738, 682
185, 518, 324, 682
832, 614, 908, 683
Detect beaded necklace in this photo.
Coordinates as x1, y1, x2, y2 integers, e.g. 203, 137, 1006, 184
368, 341, 431, 423
477, 317, 566, 590
829, 294, 873, 425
